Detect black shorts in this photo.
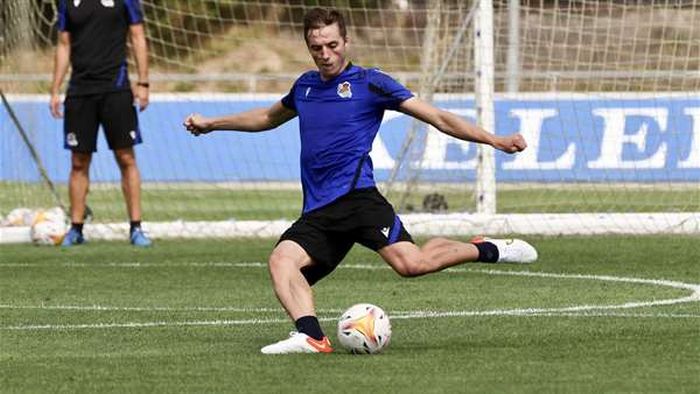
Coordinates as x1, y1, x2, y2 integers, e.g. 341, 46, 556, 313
63, 90, 142, 153
278, 187, 413, 285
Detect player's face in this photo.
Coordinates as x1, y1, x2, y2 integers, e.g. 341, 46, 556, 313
306, 23, 349, 80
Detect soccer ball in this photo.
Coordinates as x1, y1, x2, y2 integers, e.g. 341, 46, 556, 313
33, 207, 66, 225
2, 207, 35, 226
30, 219, 66, 246
337, 303, 391, 354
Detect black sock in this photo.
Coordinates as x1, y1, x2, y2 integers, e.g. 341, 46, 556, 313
473, 241, 499, 263
295, 315, 324, 340
71, 222, 84, 234
130, 221, 141, 234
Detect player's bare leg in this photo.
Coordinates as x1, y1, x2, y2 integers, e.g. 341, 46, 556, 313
68, 151, 92, 224
114, 147, 142, 222
268, 240, 317, 319
379, 237, 537, 277
62, 152, 91, 246
114, 147, 151, 246
379, 239, 478, 277
262, 240, 332, 354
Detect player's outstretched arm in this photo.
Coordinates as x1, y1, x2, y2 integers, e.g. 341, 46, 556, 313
398, 97, 527, 154
183, 100, 296, 136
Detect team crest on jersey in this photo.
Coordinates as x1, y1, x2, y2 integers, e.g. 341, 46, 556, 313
129, 130, 137, 140
73, 0, 81, 7
337, 81, 352, 98
101, 0, 115, 7
66, 132, 78, 147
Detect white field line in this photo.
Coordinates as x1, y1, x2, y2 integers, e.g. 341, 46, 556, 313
3, 304, 699, 320
2, 311, 700, 331
0, 305, 305, 313
0, 318, 291, 331
1, 263, 699, 331
0, 261, 270, 268
500, 312, 700, 318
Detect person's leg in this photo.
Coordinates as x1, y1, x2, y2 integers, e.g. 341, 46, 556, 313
379, 236, 537, 277
68, 151, 92, 224
100, 90, 149, 245
62, 151, 92, 246
351, 188, 535, 275
378, 238, 479, 277
261, 240, 333, 354
270, 216, 353, 320
62, 95, 98, 246
113, 147, 151, 246
113, 147, 141, 222
268, 240, 317, 321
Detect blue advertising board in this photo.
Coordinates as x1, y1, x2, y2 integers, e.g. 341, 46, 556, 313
2, 93, 699, 183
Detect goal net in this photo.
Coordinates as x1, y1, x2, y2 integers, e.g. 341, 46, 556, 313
1, 0, 699, 242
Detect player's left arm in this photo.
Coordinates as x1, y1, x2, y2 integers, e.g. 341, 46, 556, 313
129, 23, 149, 111
398, 97, 527, 154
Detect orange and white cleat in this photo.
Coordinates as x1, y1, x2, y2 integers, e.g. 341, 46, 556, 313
260, 331, 334, 355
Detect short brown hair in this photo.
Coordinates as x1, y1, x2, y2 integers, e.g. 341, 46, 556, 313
303, 8, 347, 42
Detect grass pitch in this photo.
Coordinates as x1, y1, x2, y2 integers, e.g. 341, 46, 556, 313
1, 236, 699, 393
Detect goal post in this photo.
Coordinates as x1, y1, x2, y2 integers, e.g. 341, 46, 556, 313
475, 0, 497, 215
1, 0, 699, 243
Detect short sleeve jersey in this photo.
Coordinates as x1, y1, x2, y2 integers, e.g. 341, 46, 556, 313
281, 64, 414, 213
57, 0, 144, 96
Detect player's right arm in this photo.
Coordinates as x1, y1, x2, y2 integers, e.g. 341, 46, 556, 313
183, 101, 296, 136
50, 31, 71, 119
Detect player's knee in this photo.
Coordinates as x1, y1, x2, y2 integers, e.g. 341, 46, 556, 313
71, 162, 88, 173
267, 254, 285, 273
267, 253, 297, 279
391, 255, 427, 278
70, 157, 90, 173
116, 154, 136, 170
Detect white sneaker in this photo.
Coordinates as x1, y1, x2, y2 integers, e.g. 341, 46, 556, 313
472, 237, 538, 263
260, 331, 333, 355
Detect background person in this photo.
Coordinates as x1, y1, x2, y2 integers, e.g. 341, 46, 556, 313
50, 0, 152, 247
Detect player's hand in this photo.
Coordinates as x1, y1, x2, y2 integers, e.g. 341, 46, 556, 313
134, 84, 149, 111
495, 133, 527, 154
183, 113, 213, 136
49, 94, 63, 118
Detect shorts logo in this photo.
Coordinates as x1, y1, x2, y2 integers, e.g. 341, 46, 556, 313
380, 226, 390, 238
337, 81, 352, 99
101, 0, 115, 7
129, 130, 137, 140
73, 0, 81, 7
66, 132, 78, 147
305, 87, 311, 98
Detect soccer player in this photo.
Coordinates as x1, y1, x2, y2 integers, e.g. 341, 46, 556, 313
183, 8, 537, 354
50, 0, 152, 247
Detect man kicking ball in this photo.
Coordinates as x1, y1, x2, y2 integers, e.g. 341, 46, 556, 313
184, 7, 538, 354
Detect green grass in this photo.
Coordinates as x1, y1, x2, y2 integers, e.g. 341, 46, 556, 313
1, 236, 699, 393
3, 182, 700, 222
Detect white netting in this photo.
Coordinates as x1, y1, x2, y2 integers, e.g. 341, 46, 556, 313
1, 1, 698, 241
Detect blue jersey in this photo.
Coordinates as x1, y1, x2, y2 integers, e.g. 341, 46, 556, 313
281, 64, 414, 213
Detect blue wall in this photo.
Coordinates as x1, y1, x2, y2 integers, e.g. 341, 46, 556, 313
2, 94, 699, 183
